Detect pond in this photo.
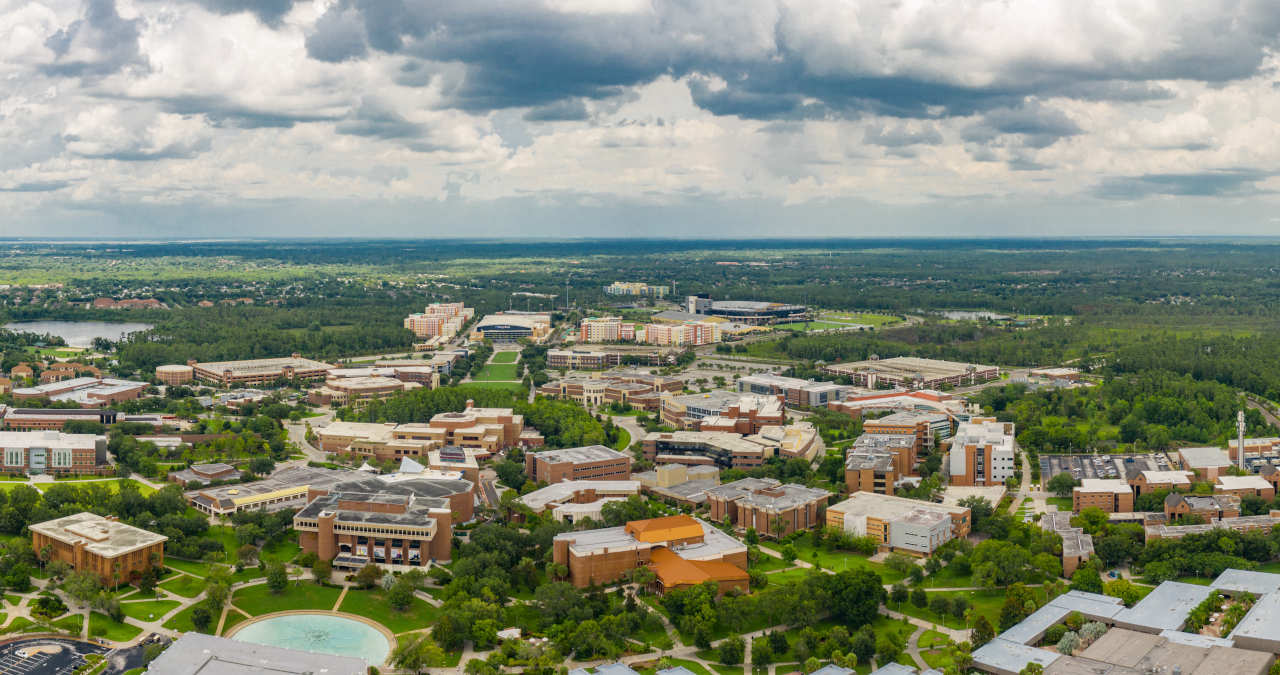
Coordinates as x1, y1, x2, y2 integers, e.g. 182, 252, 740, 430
228, 613, 392, 666
3, 321, 153, 348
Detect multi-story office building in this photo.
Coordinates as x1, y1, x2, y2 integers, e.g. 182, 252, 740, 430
863, 410, 952, 450
31, 512, 166, 585
526, 445, 631, 484
1128, 470, 1194, 496
1073, 479, 1135, 513
552, 515, 747, 592
821, 356, 999, 390
404, 302, 473, 339
578, 317, 637, 342
519, 480, 643, 522
547, 349, 622, 370
736, 374, 853, 407
946, 419, 1016, 487
643, 423, 822, 469
697, 395, 786, 435
828, 389, 969, 420
704, 478, 831, 538
0, 430, 108, 475
184, 354, 333, 387
427, 446, 481, 484
307, 376, 416, 408
1, 407, 165, 431
1228, 437, 1280, 461
12, 377, 147, 407
295, 474, 474, 568
848, 432, 917, 479
604, 282, 668, 298
1178, 446, 1233, 480
641, 321, 720, 347
316, 421, 433, 461
825, 493, 971, 556
1041, 509, 1094, 576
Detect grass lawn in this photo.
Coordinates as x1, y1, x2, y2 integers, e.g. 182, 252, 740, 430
232, 582, 343, 616
818, 312, 902, 326
206, 526, 239, 561
165, 558, 215, 578
30, 479, 156, 496
2, 617, 37, 634
120, 599, 180, 622
220, 609, 251, 635
1046, 497, 1074, 511
763, 568, 815, 584
761, 534, 904, 583
775, 321, 848, 332
919, 629, 950, 649
160, 574, 207, 598
162, 604, 202, 632
473, 363, 519, 381
613, 427, 631, 451
748, 554, 791, 573
261, 534, 302, 564
52, 613, 83, 635
920, 564, 974, 589
229, 567, 266, 584
922, 649, 955, 671
89, 612, 142, 642
338, 588, 440, 634
456, 381, 527, 393
490, 352, 518, 364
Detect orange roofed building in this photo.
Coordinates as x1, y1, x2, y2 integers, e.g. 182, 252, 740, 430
552, 514, 748, 594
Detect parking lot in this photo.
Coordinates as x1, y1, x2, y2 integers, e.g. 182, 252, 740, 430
1040, 452, 1174, 482
0, 638, 108, 675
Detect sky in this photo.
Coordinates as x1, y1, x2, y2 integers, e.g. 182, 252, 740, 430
4, 0, 1280, 238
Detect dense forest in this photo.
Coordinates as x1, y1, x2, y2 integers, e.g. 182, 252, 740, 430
976, 373, 1278, 453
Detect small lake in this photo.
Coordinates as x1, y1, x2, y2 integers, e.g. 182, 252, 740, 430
4, 320, 153, 348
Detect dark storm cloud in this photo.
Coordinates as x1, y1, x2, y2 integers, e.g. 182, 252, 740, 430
1094, 170, 1272, 200
190, 0, 296, 27
43, 0, 148, 79
300, 1, 1280, 121
962, 104, 1082, 149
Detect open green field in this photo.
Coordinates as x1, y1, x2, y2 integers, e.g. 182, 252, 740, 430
760, 533, 905, 583
473, 363, 519, 381
1046, 497, 1073, 511
161, 604, 201, 632
457, 381, 527, 392
51, 613, 82, 635
490, 351, 518, 364
120, 599, 180, 622
337, 588, 440, 634
89, 612, 142, 642
231, 582, 343, 616
775, 320, 849, 332
160, 574, 208, 598
818, 312, 902, 326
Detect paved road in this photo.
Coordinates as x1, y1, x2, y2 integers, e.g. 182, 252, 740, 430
284, 410, 334, 462
609, 414, 646, 452
1247, 395, 1280, 429
954, 369, 1028, 395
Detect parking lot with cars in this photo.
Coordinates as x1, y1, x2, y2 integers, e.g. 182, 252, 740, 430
1040, 452, 1174, 482
0, 638, 109, 675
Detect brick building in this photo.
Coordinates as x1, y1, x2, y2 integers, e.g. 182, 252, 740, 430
862, 410, 951, 453
307, 376, 414, 408
552, 515, 747, 593
1073, 479, 1135, 513
167, 462, 242, 486
526, 445, 631, 484
295, 474, 474, 569
30, 512, 166, 585
1164, 494, 1241, 521
1178, 447, 1232, 480
704, 478, 831, 538
1215, 475, 1277, 501
1128, 470, 1195, 497
735, 374, 853, 408
186, 354, 333, 387
848, 432, 917, 480
12, 377, 146, 407
0, 430, 108, 475
695, 395, 786, 435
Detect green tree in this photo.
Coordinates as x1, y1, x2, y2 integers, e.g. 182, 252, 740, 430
1047, 472, 1079, 498
392, 635, 447, 674
718, 635, 745, 665
312, 558, 332, 585
972, 615, 995, 646
266, 562, 288, 593
389, 579, 415, 611
828, 569, 886, 627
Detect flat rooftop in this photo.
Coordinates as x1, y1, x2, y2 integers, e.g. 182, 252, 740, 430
145, 632, 369, 674
0, 430, 100, 449
1216, 474, 1272, 490
645, 430, 768, 455
190, 466, 351, 509
317, 421, 398, 442
1225, 585, 1280, 647
531, 444, 629, 464
826, 356, 997, 379
554, 517, 744, 560
1140, 469, 1194, 484
1077, 478, 1133, 494
867, 410, 949, 425
827, 492, 968, 521
195, 355, 333, 376
520, 480, 641, 511
1211, 569, 1280, 595
30, 512, 166, 558
703, 478, 830, 510
1113, 581, 1215, 632
1179, 446, 1231, 468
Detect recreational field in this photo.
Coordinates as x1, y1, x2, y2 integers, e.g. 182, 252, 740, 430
473, 363, 519, 381
774, 320, 850, 332
490, 351, 519, 364
818, 311, 903, 326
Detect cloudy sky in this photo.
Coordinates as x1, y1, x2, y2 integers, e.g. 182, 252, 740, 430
4, 0, 1280, 238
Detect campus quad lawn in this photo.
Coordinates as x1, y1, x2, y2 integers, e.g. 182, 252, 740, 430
748, 553, 791, 573
2, 617, 36, 634
761, 533, 905, 583
165, 558, 215, 578
1046, 497, 1074, 511
919, 562, 974, 588
89, 612, 142, 642
490, 352, 519, 364
162, 605, 201, 633
261, 534, 302, 563
473, 363, 519, 381
220, 610, 251, 635
232, 582, 343, 616
52, 613, 83, 635
120, 599, 180, 622
338, 588, 440, 634
160, 574, 208, 598
206, 526, 240, 561
457, 381, 527, 393
774, 321, 848, 332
